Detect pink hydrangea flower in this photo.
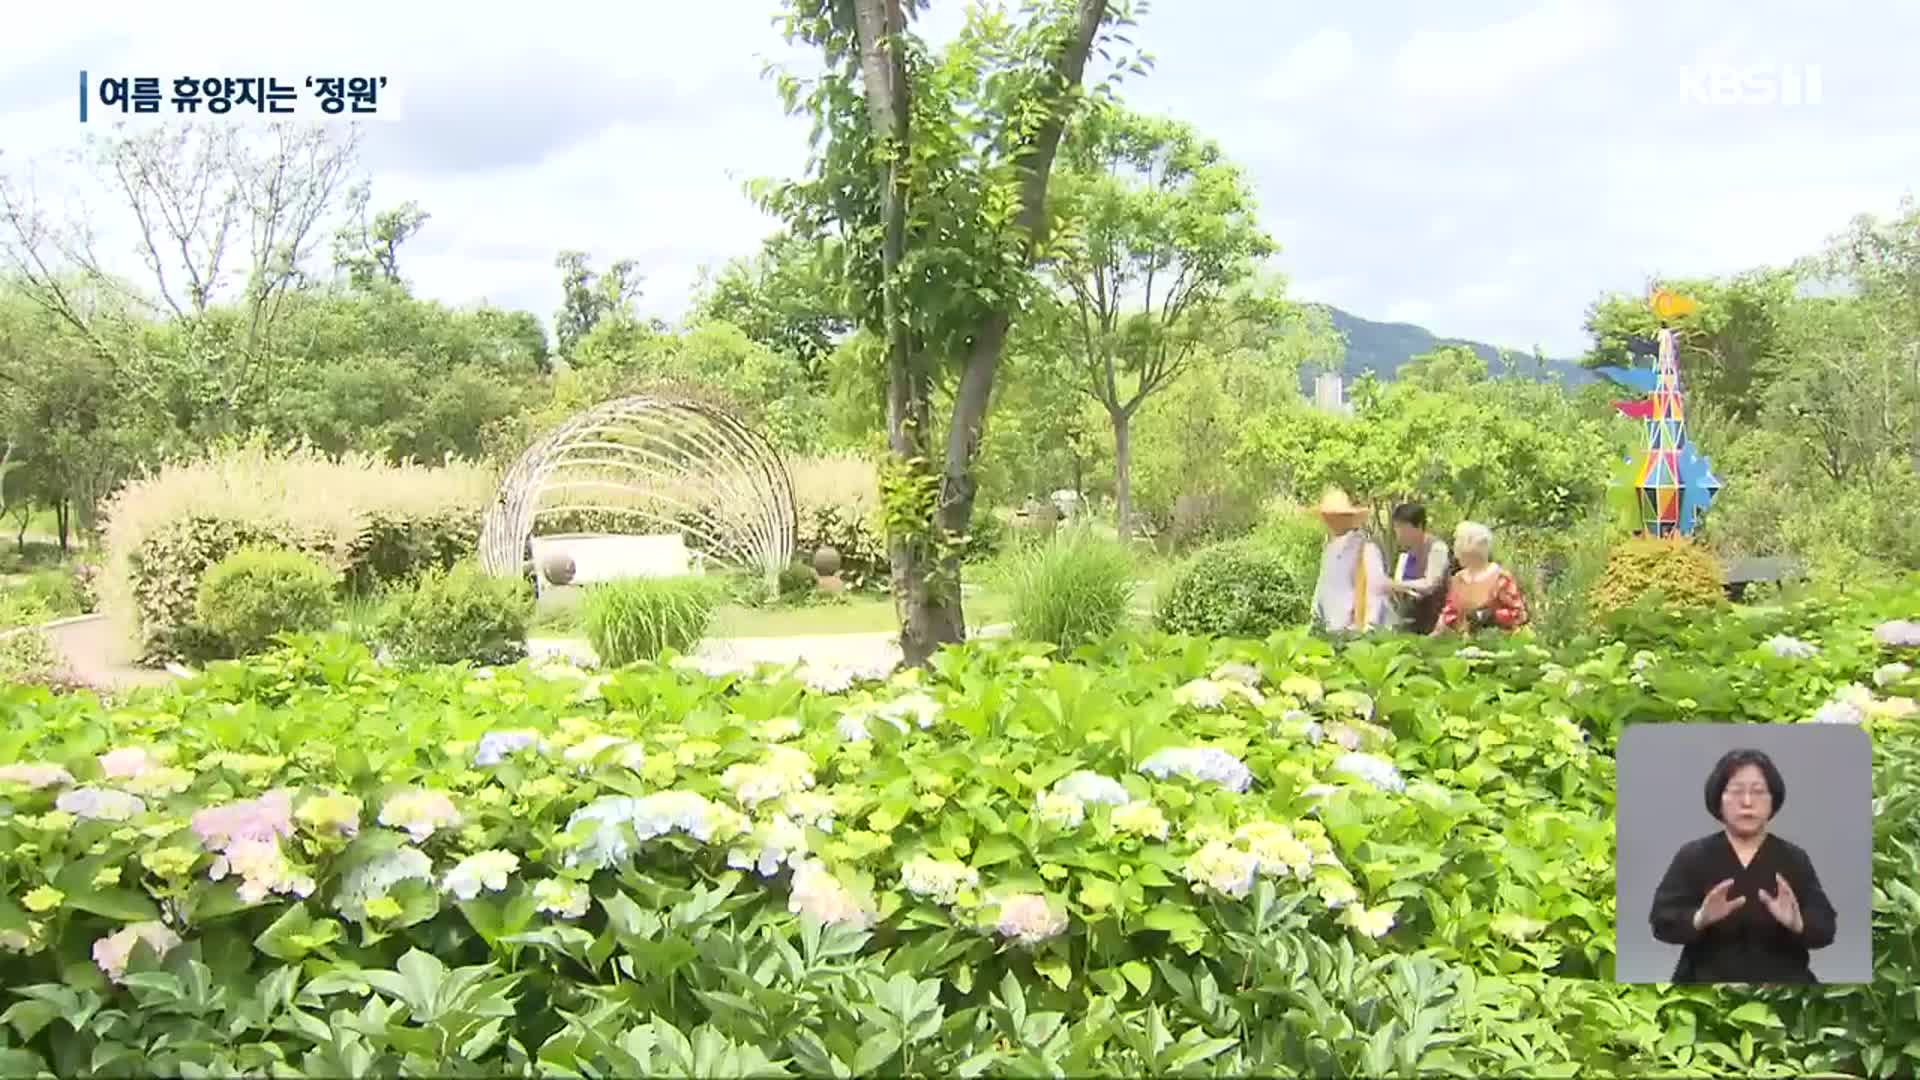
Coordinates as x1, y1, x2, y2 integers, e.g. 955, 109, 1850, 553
93, 921, 182, 983
0, 763, 74, 790
191, 790, 295, 852
995, 893, 1068, 945
98, 747, 158, 780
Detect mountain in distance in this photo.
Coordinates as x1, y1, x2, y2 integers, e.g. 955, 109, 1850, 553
1302, 305, 1595, 390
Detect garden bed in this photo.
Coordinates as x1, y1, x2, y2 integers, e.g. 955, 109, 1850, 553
0, 580, 1915, 1076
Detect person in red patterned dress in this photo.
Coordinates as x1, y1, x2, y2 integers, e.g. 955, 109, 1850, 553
1432, 521, 1530, 636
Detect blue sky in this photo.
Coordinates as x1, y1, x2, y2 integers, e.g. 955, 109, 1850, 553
3, 0, 1916, 357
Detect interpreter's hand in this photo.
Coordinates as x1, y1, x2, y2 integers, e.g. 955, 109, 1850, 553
1759, 873, 1804, 934
1693, 878, 1747, 931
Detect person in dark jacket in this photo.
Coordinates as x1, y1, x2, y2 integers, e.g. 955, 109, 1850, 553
1647, 748, 1838, 983
1386, 503, 1450, 634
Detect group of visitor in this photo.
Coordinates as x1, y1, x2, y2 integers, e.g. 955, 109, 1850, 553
1309, 487, 1531, 639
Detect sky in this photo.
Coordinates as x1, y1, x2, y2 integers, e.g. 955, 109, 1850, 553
2, 0, 1917, 358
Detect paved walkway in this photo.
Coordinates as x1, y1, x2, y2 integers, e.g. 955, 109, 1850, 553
30, 616, 175, 693
33, 613, 1013, 693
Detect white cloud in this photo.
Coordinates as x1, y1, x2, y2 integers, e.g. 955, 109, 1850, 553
1254, 29, 1357, 103
1392, 0, 1621, 101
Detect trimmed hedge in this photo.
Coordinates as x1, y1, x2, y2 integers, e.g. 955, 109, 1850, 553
1157, 535, 1318, 639
370, 561, 533, 667
100, 443, 493, 665
1590, 534, 1728, 619
191, 547, 340, 660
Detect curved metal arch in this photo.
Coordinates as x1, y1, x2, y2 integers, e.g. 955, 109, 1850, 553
480, 395, 798, 586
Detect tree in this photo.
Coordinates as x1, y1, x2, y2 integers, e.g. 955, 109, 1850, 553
1, 123, 363, 426
1399, 344, 1490, 392
691, 231, 855, 384
554, 250, 645, 360
332, 181, 430, 291
1581, 270, 1796, 423
1040, 106, 1277, 537
758, 0, 1137, 665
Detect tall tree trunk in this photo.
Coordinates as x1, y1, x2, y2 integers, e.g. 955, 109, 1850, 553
1111, 406, 1133, 540
854, 0, 1109, 667
56, 501, 70, 554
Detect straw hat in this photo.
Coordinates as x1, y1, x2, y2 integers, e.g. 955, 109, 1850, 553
1315, 487, 1369, 522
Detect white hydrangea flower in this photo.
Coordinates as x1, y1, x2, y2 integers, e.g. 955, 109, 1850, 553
564, 791, 739, 869
93, 921, 182, 984
1332, 752, 1405, 794
1111, 800, 1169, 840
1875, 663, 1913, 689
1034, 791, 1086, 830
1053, 771, 1130, 807
879, 692, 942, 729
1807, 700, 1867, 725
1211, 662, 1263, 688
1181, 840, 1260, 899
788, 859, 873, 929
335, 847, 435, 918
727, 814, 809, 877
900, 855, 980, 906
533, 879, 591, 918
1764, 635, 1819, 660
377, 789, 461, 842
443, 850, 520, 901
473, 730, 544, 767
781, 791, 838, 833
759, 716, 804, 742
1235, 821, 1315, 878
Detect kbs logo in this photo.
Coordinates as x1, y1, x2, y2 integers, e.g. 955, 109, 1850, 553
1679, 64, 1823, 107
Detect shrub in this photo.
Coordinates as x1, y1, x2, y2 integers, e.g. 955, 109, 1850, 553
0, 578, 1915, 1075
1157, 535, 1317, 639
192, 546, 341, 659
0, 628, 87, 692
100, 440, 494, 664
1589, 534, 1728, 619
371, 562, 532, 666
582, 575, 721, 665
777, 560, 817, 601
1001, 525, 1136, 652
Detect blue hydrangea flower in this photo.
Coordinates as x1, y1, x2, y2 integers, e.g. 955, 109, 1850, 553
1138, 748, 1252, 793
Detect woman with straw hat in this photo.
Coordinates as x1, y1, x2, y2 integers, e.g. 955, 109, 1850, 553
1310, 487, 1391, 635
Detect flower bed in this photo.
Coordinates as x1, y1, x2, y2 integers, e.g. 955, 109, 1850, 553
0, 579, 1916, 1076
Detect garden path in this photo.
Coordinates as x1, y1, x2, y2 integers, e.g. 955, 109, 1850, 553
33, 613, 1015, 695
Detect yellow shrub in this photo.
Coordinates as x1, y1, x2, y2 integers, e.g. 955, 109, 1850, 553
99, 440, 497, 664
1589, 535, 1728, 618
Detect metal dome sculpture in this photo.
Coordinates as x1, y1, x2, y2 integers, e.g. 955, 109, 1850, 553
479, 394, 797, 586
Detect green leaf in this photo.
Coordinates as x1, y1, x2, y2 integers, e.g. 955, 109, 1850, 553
852, 1031, 901, 1074
1119, 961, 1153, 996
1034, 954, 1072, 990
972, 835, 1021, 869
59, 886, 161, 923
1726, 1001, 1781, 1028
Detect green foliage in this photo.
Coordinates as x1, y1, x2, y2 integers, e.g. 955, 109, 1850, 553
0, 629, 85, 692
0, 577, 1914, 1075
1156, 531, 1319, 639
582, 575, 721, 665
777, 560, 818, 601
102, 442, 491, 664
370, 562, 533, 667
1000, 525, 1136, 652
1232, 380, 1612, 536
192, 546, 340, 659
1590, 535, 1728, 620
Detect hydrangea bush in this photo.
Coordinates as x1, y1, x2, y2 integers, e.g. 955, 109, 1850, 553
0, 578, 1916, 1077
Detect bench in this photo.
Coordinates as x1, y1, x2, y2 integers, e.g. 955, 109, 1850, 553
1723, 556, 1807, 602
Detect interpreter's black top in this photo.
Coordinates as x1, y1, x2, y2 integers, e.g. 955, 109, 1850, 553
1647, 831, 1838, 984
